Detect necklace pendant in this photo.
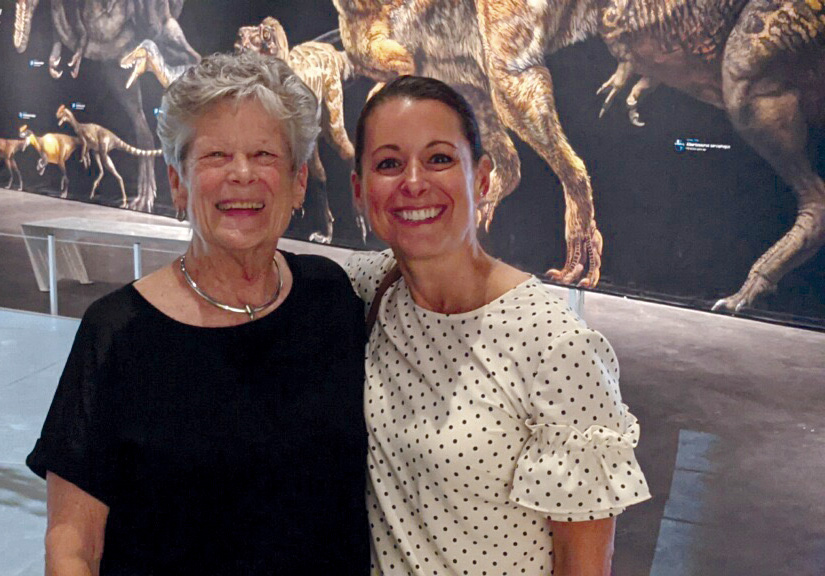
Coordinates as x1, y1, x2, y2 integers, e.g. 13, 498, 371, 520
245, 304, 255, 320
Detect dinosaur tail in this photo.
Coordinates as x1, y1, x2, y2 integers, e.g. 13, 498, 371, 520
114, 137, 163, 157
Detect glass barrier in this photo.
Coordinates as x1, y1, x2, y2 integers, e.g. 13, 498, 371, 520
0, 231, 182, 319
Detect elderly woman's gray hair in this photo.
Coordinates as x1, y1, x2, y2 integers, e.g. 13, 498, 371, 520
156, 51, 320, 174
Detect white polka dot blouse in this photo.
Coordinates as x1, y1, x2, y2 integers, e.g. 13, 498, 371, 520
346, 250, 651, 576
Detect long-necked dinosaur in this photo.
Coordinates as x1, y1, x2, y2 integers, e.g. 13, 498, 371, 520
18, 125, 84, 197
121, 18, 360, 245
14, 0, 200, 212
56, 104, 162, 208
334, 0, 825, 311
0, 137, 28, 191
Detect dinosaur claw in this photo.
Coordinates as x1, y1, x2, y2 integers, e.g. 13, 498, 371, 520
125, 68, 140, 89
308, 232, 333, 245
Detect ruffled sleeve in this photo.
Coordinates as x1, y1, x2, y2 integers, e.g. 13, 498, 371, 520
509, 328, 650, 521
344, 250, 397, 312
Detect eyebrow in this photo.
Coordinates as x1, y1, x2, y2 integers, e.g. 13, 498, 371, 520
371, 140, 458, 154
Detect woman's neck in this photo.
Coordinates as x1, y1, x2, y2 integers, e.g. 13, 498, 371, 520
182, 241, 281, 308
399, 245, 510, 315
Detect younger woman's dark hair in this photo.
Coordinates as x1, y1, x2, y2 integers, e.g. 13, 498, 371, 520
353, 75, 485, 176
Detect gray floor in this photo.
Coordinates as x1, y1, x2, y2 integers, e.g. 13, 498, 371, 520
1, 188, 824, 575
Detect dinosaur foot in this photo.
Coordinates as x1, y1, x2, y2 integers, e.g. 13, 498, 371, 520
711, 275, 776, 314
546, 223, 604, 288
308, 231, 333, 245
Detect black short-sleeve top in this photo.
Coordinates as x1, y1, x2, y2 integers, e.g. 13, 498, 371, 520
27, 252, 369, 575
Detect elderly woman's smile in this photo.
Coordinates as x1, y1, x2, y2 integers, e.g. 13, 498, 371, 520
172, 97, 308, 255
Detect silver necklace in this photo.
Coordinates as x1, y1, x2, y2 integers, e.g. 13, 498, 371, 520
179, 254, 283, 321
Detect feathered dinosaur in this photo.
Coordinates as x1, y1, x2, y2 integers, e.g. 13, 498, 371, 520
18, 125, 84, 197
121, 18, 359, 244
13, 0, 200, 212
56, 104, 162, 208
331, 0, 522, 267
476, 0, 825, 311
0, 137, 28, 190
235, 17, 356, 244
334, 0, 825, 311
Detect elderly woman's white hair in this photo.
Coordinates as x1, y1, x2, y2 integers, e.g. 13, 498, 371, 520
156, 51, 320, 174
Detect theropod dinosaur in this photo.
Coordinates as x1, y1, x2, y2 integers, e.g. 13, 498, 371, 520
235, 17, 356, 244
331, 0, 525, 275
121, 18, 359, 244
56, 104, 162, 208
476, 0, 825, 311
18, 125, 84, 197
13, 0, 200, 212
0, 137, 28, 190
335, 0, 825, 310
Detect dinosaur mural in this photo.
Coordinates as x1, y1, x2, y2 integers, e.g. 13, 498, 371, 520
0, 137, 28, 190
18, 125, 85, 197
334, 0, 825, 311
56, 104, 163, 208
121, 17, 359, 244
235, 17, 356, 244
13, 0, 200, 212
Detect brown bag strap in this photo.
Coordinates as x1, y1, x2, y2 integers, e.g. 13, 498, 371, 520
366, 264, 401, 333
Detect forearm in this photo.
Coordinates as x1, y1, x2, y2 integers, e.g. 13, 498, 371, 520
45, 473, 108, 576
45, 527, 101, 576
550, 517, 616, 576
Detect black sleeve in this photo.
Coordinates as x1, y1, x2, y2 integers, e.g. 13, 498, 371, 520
26, 301, 119, 506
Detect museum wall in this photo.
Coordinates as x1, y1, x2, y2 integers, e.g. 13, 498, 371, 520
0, 0, 822, 328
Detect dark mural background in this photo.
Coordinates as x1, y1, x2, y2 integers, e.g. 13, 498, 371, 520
0, 0, 822, 328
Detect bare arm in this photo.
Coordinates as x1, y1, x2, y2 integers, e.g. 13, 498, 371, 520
45, 472, 109, 576
550, 517, 616, 576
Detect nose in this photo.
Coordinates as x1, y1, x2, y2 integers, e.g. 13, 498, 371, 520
228, 153, 256, 184
400, 160, 427, 197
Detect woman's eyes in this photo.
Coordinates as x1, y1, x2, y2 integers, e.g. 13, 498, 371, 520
374, 153, 455, 172
430, 153, 454, 165
376, 157, 402, 171
199, 151, 278, 162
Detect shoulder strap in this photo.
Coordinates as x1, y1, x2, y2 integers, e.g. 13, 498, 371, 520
366, 264, 401, 334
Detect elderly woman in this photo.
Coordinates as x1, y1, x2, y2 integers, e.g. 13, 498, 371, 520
346, 75, 650, 576
26, 52, 369, 575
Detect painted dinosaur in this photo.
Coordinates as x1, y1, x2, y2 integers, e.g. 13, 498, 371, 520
331, 0, 524, 273
121, 18, 359, 244
235, 17, 356, 244
476, 0, 825, 311
13, 0, 200, 212
56, 104, 162, 208
334, 0, 825, 310
0, 137, 28, 190
120, 38, 189, 89
18, 125, 84, 197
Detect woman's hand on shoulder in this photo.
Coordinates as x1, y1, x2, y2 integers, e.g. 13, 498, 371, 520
45, 472, 109, 576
